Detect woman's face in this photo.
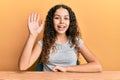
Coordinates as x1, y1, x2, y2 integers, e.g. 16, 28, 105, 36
53, 8, 70, 35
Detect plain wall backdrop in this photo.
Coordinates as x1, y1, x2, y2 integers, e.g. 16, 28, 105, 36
0, 0, 120, 71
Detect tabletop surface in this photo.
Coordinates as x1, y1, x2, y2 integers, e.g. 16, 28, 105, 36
0, 71, 120, 80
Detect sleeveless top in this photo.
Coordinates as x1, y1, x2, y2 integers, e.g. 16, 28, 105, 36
38, 38, 83, 71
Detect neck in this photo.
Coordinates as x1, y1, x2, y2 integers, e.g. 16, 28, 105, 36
56, 34, 68, 44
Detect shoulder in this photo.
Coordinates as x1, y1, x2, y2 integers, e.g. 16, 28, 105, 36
38, 39, 43, 47
76, 37, 84, 48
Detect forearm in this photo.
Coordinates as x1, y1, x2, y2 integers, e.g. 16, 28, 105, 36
65, 62, 102, 73
19, 35, 37, 70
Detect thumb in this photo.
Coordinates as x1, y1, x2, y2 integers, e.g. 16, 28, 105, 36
36, 20, 44, 33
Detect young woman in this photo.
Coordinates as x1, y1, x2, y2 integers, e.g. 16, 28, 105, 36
19, 4, 102, 72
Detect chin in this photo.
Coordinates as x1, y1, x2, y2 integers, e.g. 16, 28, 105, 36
57, 31, 66, 34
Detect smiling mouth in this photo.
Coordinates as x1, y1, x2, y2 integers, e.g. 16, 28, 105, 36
57, 25, 65, 31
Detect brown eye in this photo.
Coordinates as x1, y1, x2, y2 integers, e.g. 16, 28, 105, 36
54, 17, 59, 19
64, 17, 69, 20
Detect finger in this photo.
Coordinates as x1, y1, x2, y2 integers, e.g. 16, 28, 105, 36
36, 20, 44, 33
31, 13, 34, 22
53, 69, 57, 72
36, 14, 40, 22
52, 68, 58, 72
28, 15, 31, 24
33, 13, 37, 22
40, 20, 45, 27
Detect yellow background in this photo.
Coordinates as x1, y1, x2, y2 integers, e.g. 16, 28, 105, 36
0, 0, 120, 71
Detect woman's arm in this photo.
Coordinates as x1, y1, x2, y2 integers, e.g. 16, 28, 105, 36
19, 13, 44, 70
52, 44, 102, 72
66, 44, 102, 72
19, 36, 42, 70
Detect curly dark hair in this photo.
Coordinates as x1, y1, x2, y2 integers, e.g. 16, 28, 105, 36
40, 4, 81, 64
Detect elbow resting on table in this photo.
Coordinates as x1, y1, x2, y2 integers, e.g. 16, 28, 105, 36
19, 67, 27, 71
19, 64, 29, 71
96, 63, 103, 72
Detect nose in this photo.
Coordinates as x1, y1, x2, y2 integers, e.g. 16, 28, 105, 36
60, 18, 64, 24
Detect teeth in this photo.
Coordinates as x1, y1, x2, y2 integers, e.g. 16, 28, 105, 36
58, 26, 65, 31
58, 26, 64, 28
58, 25, 65, 28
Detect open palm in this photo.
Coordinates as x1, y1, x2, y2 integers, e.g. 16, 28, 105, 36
28, 13, 44, 37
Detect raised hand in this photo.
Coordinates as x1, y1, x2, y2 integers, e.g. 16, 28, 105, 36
28, 13, 44, 38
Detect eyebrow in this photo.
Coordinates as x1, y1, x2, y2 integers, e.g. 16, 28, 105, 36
54, 14, 69, 17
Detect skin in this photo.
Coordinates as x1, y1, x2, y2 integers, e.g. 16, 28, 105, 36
53, 8, 70, 35
53, 8, 70, 44
19, 8, 102, 72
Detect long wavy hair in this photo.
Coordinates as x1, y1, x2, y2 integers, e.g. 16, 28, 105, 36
40, 4, 81, 64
